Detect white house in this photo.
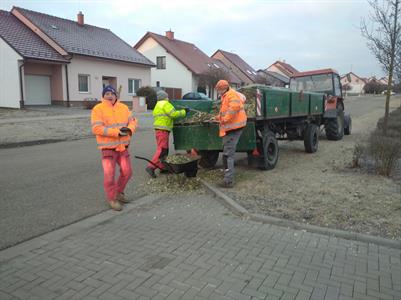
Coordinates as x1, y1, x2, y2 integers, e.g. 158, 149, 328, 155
340, 72, 366, 96
134, 31, 240, 99
265, 60, 299, 80
0, 7, 154, 108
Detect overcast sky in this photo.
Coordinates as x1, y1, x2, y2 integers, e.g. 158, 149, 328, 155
1, 0, 382, 78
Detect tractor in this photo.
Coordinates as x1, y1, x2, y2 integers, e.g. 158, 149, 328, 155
289, 68, 351, 140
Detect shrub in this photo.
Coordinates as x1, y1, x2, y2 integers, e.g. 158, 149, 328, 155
368, 132, 401, 176
353, 107, 401, 176
352, 142, 366, 168
136, 86, 157, 110
377, 107, 401, 137
364, 81, 386, 94
82, 98, 99, 109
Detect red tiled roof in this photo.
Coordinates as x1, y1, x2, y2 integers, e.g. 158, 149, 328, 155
211, 59, 241, 84
0, 10, 69, 62
14, 7, 154, 66
212, 49, 257, 82
340, 72, 363, 80
135, 32, 217, 75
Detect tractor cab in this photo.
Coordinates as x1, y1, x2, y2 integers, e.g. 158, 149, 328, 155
289, 69, 342, 98
290, 68, 351, 140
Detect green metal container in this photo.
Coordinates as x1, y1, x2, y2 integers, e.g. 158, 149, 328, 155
264, 88, 291, 118
309, 92, 325, 115
173, 122, 256, 152
289, 91, 309, 116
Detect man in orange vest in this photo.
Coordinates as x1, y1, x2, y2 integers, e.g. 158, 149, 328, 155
215, 80, 247, 188
91, 85, 137, 211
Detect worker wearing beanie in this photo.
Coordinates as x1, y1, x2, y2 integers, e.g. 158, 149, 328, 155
145, 90, 188, 178
91, 85, 137, 211
215, 79, 247, 188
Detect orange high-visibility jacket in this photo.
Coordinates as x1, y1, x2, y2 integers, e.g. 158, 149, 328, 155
91, 99, 137, 151
218, 88, 247, 137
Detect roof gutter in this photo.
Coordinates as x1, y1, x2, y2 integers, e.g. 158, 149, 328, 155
19, 59, 25, 109
65, 64, 70, 107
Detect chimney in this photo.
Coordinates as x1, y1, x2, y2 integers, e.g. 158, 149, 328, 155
77, 11, 84, 26
166, 30, 174, 40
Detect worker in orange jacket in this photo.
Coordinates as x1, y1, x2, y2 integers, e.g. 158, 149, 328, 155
215, 80, 247, 188
91, 85, 137, 211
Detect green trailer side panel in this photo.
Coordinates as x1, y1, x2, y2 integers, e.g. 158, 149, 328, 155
173, 122, 256, 152
264, 89, 290, 118
309, 93, 324, 115
290, 92, 310, 116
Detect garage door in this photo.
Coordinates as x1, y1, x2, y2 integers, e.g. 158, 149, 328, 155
25, 75, 51, 105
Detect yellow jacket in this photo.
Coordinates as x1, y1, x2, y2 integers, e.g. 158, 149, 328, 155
153, 99, 186, 131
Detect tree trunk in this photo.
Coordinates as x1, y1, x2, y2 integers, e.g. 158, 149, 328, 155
384, 72, 392, 135
383, 0, 399, 135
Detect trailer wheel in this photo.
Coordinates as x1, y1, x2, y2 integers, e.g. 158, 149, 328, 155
259, 131, 279, 170
304, 123, 319, 153
325, 106, 344, 140
344, 114, 352, 135
199, 150, 219, 169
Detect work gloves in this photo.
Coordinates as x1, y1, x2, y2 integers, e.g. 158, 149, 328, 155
184, 107, 191, 113
119, 127, 132, 136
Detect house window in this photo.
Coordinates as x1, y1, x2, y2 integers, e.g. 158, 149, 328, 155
78, 74, 90, 93
128, 79, 141, 95
156, 56, 166, 69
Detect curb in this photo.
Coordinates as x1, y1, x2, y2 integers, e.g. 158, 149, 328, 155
0, 139, 70, 149
0, 127, 153, 149
200, 179, 401, 250
0, 194, 163, 262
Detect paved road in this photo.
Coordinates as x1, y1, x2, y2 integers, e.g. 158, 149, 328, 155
0, 95, 398, 250
344, 95, 400, 118
0, 195, 400, 300
0, 131, 157, 250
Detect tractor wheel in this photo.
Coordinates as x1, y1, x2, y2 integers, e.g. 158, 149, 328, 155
258, 130, 279, 170
199, 150, 219, 169
325, 107, 344, 140
304, 123, 319, 153
344, 114, 352, 135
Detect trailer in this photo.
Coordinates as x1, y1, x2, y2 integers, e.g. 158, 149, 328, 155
171, 84, 327, 170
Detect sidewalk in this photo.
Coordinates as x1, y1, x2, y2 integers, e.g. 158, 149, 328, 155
0, 107, 154, 148
0, 194, 400, 300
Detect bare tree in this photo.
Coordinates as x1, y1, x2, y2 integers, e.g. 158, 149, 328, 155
361, 0, 401, 134
199, 67, 230, 99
